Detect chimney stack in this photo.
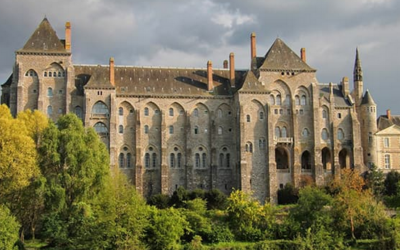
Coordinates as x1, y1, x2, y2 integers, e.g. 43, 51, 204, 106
387, 109, 391, 120
207, 61, 213, 91
65, 22, 71, 51
109, 57, 115, 86
300, 48, 306, 62
341, 76, 349, 97
251, 32, 257, 60
223, 60, 228, 69
229, 53, 235, 88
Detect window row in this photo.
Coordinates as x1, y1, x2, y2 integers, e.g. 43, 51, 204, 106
25, 70, 37, 77
275, 126, 288, 138
170, 153, 182, 168
219, 153, 231, 168
43, 71, 66, 78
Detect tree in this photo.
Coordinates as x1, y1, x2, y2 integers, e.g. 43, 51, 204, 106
0, 205, 20, 249
364, 164, 385, 201
0, 105, 39, 199
384, 170, 400, 196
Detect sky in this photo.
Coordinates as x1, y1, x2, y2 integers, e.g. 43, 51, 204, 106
0, 0, 399, 115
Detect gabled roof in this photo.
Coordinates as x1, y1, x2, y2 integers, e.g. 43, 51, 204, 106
259, 38, 316, 72
361, 90, 376, 105
18, 17, 66, 53
377, 115, 400, 131
238, 70, 265, 92
376, 124, 400, 135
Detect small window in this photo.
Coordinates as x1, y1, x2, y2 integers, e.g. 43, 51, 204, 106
259, 112, 264, 120
144, 125, 149, 134
219, 153, 224, 168
338, 113, 342, 119
119, 125, 124, 134
194, 126, 199, 135
119, 107, 123, 116
246, 115, 251, 122
193, 108, 199, 117
218, 126, 222, 135
144, 107, 149, 116
58, 72, 62, 77
94, 122, 108, 133
47, 87, 53, 97
226, 153, 230, 168
47, 105, 53, 116
384, 154, 391, 169
285, 95, 290, 105
169, 125, 174, 134
49, 72, 52, 77
169, 108, 174, 116
302, 128, 309, 137
322, 110, 327, 119
384, 138, 389, 148
274, 109, 278, 114
44, 72, 47, 77
217, 109, 222, 118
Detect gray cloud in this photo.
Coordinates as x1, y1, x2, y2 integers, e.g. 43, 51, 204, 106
1, 0, 399, 115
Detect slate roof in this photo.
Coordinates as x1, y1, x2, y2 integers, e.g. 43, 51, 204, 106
319, 84, 352, 107
239, 71, 267, 92
74, 65, 246, 97
18, 17, 67, 53
361, 90, 376, 105
259, 38, 316, 72
377, 115, 400, 131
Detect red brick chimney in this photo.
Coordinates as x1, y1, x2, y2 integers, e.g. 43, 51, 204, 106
229, 53, 235, 87
387, 109, 391, 120
300, 48, 306, 62
223, 60, 228, 69
65, 22, 71, 51
207, 60, 213, 91
251, 32, 257, 60
109, 57, 115, 86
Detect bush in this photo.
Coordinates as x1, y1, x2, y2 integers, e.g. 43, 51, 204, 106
0, 205, 20, 250
206, 189, 228, 210
277, 183, 298, 205
148, 194, 171, 209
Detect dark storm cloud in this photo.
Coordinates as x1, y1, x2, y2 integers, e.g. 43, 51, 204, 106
1, 0, 400, 115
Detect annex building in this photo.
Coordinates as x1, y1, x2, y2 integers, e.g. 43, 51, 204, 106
2, 18, 398, 202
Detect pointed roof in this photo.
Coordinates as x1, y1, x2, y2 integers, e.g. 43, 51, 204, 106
361, 89, 376, 105
259, 38, 315, 72
353, 48, 363, 82
18, 17, 66, 53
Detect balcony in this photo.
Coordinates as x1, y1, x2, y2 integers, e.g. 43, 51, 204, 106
274, 137, 293, 144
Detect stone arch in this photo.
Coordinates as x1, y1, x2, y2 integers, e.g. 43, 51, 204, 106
92, 101, 109, 115
301, 150, 312, 170
169, 102, 185, 116
24, 69, 38, 77
192, 102, 210, 115
339, 148, 350, 169
276, 147, 289, 170
322, 147, 332, 171
295, 86, 310, 106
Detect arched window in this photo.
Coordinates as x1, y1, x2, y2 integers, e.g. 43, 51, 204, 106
94, 122, 108, 133
194, 126, 199, 135
169, 108, 174, 116
44, 72, 47, 77
269, 95, 275, 105
259, 112, 264, 120
92, 101, 109, 115
144, 125, 149, 134
385, 154, 391, 169
285, 95, 290, 105
302, 128, 309, 137
295, 95, 300, 105
322, 109, 327, 119
245, 144, 249, 152
47, 87, 53, 97
246, 115, 251, 122
281, 127, 287, 138
195, 153, 200, 168
226, 153, 230, 168
49, 72, 52, 77
169, 125, 174, 134
47, 105, 53, 116
119, 107, 123, 116
144, 107, 149, 116
337, 129, 344, 140
119, 153, 124, 168
170, 153, 175, 167
193, 108, 199, 117
276, 95, 282, 105
219, 153, 224, 168
202, 153, 207, 168
152, 153, 157, 168
75, 106, 83, 119
217, 109, 222, 118
301, 95, 306, 105
321, 128, 329, 140
119, 125, 124, 134
127, 153, 132, 168
275, 127, 281, 138
248, 142, 253, 153
218, 126, 222, 135
177, 153, 182, 168
145, 153, 150, 168
58, 72, 62, 77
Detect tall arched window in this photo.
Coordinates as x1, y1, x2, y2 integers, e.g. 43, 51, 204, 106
301, 95, 306, 105
193, 108, 199, 117
47, 105, 53, 116
119, 107, 123, 116
177, 153, 182, 168
281, 127, 287, 138
276, 95, 282, 105
322, 128, 329, 140
144, 107, 149, 116
119, 153, 124, 168
202, 153, 207, 168
226, 153, 230, 168
195, 153, 200, 168
385, 154, 391, 169
219, 153, 224, 168
145, 153, 150, 168
169, 108, 174, 116
275, 127, 281, 138
47, 87, 53, 97
170, 153, 175, 167
217, 109, 222, 118
94, 122, 108, 133
75, 106, 83, 119
295, 95, 300, 105
119, 125, 124, 134
337, 129, 344, 140
152, 153, 157, 168
285, 95, 290, 105
127, 153, 132, 168
270, 95, 275, 105
92, 101, 109, 115
322, 109, 327, 119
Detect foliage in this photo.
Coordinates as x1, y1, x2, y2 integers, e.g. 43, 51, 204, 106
364, 164, 385, 201
0, 205, 20, 250
277, 183, 299, 205
148, 193, 171, 209
205, 189, 228, 210
384, 171, 400, 196
170, 186, 190, 208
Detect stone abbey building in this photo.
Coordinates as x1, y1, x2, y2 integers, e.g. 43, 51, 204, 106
2, 18, 390, 202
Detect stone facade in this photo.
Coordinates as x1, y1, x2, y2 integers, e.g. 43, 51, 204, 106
3, 18, 388, 203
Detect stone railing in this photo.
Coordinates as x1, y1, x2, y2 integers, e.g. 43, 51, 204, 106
274, 137, 293, 144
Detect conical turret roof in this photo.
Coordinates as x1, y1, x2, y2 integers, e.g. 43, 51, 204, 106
18, 17, 66, 53
354, 48, 363, 82
361, 89, 376, 105
259, 38, 315, 72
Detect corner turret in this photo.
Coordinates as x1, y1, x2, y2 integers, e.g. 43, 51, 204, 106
360, 89, 377, 168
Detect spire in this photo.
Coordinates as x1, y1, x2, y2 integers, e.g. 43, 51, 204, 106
354, 48, 363, 82
361, 89, 376, 105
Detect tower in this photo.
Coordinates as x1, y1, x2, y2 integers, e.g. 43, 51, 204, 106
360, 90, 377, 168
353, 48, 363, 107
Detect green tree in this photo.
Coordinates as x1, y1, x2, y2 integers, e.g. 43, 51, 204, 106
364, 164, 385, 201
0, 205, 20, 250
384, 170, 400, 196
